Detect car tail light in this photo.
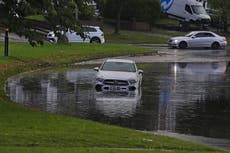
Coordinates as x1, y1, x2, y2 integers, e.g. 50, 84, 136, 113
224, 37, 227, 42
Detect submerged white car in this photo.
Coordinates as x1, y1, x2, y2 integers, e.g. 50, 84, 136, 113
168, 31, 227, 49
94, 59, 143, 92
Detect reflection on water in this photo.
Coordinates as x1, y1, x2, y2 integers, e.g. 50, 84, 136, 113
5, 62, 230, 139
158, 62, 230, 139
94, 90, 141, 118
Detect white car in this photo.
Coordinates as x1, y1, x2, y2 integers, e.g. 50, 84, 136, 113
94, 59, 143, 92
46, 26, 105, 44
168, 31, 227, 49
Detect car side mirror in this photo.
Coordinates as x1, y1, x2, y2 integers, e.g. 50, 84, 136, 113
191, 36, 196, 39
94, 67, 99, 72
138, 69, 143, 74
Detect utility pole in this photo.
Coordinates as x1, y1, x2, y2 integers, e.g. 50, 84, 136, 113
4, 28, 9, 57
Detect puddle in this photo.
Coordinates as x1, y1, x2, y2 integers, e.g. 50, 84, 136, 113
5, 62, 230, 140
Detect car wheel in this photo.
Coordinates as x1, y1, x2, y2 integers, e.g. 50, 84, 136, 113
211, 42, 220, 49
90, 37, 101, 44
49, 38, 57, 43
179, 41, 187, 49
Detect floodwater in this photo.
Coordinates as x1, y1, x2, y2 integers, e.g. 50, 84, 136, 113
5, 62, 230, 140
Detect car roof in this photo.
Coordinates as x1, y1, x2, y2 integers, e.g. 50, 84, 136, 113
190, 31, 215, 34
105, 59, 135, 63
82, 25, 100, 28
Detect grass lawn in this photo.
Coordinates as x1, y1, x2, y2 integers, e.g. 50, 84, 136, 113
105, 29, 168, 44
0, 43, 151, 64
0, 43, 228, 153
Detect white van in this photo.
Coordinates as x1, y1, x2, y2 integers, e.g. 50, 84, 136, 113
161, 0, 211, 24
47, 26, 105, 44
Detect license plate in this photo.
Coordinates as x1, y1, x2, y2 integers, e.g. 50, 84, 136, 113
111, 86, 120, 91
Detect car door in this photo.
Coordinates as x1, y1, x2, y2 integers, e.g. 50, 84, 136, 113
202, 32, 215, 47
65, 30, 84, 43
195, 32, 214, 47
188, 33, 203, 47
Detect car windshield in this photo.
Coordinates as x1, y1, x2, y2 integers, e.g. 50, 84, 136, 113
101, 62, 136, 72
191, 5, 207, 15
185, 32, 195, 37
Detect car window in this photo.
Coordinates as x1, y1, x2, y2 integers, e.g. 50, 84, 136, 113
191, 5, 207, 15
82, 27, 97, 32
194, 33, 205, 37
101, 62, 136, 72
204, 33, 215, 37
186, 32, 195, 37
195, 32, 215, 38
185, 4, 192, 14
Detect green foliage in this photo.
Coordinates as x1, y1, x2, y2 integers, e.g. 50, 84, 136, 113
97, 0, 160, 25
0, 0, 79, 46
209, 0, 230, 18
76, 0, 95, 19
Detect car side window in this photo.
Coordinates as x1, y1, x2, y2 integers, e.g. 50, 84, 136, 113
194, 33, 205, 38
195, 33, 215, 38
204, 33, 215, 37
82, 27, 97, 32
185, 4, 193, 14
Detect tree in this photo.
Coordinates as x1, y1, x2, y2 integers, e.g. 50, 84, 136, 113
0, 0, 79, 46
209, 0, 230, 32
76, 0, 95, 20
96, 0, 127, 34
96, 0, 160, 33
123, 0, 160, 27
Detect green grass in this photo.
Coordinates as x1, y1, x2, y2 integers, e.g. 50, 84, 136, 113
157, 18, 180, 26
105, 29, 168, 44
0, 147, 225, 153
0, 57, 15, 64
150, 27, 186, 36
0, 43, 152, 64
25, 15, 46, 21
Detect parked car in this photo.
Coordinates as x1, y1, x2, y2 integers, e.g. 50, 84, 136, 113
168, 31, 227, 49
46, 26, 105, 44
94, 59, 143, 92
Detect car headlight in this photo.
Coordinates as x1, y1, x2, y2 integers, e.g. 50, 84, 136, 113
96, 77, 104, 82
129, 79, 137, 84
172, 39, 178, 43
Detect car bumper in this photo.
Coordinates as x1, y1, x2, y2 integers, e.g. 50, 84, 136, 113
220, 41, 228, 47
168, 42, 179, 48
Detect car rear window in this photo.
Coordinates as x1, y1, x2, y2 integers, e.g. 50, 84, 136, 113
82, 27, 97, 32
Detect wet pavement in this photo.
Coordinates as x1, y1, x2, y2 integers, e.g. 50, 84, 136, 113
4, 47, 230, 150
76, 45, 230, 65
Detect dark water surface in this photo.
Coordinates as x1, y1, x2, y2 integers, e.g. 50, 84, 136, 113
5, 62, 230, 139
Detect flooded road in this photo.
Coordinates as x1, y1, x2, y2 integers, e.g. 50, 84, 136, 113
5, 61, 230, 141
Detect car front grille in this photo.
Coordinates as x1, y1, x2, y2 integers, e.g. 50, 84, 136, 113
103, 79, 129, 86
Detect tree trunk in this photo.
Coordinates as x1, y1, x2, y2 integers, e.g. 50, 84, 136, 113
114, 5, 122, 34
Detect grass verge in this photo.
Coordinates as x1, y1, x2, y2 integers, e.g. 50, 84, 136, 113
105, 29, 168, 44
0, 43, 228, 153
0, 43, 151, 64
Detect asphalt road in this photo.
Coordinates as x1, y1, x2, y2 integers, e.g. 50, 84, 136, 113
76, 44, 230, 65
